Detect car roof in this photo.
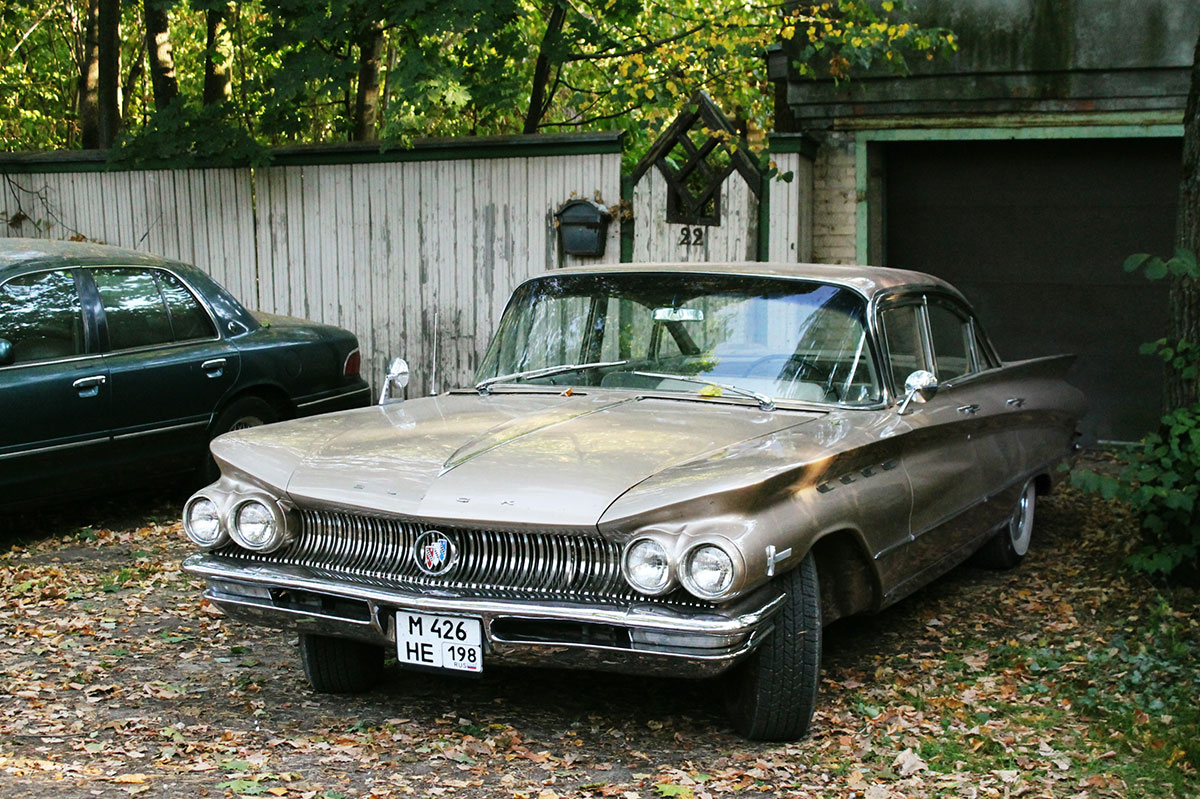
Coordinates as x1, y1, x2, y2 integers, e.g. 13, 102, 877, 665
0, 237, 172, 278
545, 261, 963, 302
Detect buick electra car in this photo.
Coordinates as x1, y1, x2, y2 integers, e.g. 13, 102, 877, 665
182, 262, 1083, 741
0, 238, 370, 508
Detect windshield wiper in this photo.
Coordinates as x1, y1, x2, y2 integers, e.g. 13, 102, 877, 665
632, 371, 776, 411
474, 360, 628, 394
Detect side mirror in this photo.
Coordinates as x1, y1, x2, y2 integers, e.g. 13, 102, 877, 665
0, 338, 12, 367
897, 369, 938, 415
378, 357, 410, 404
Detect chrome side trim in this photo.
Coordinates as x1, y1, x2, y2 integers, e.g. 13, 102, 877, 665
872, 452, 1069, 561
0, 435, 108, 460
111, 419, 207, 441
295, 385, 372, 409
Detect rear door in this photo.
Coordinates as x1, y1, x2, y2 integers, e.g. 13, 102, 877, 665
86, 266, 240, 479
0, 267, 111, 504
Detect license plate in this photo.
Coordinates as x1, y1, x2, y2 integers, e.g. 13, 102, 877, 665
395, 612, 483, 672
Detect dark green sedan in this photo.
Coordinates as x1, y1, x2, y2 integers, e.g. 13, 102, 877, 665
0, 238, 370, 508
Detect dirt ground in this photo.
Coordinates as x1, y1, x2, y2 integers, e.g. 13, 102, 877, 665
0, 480, 1196, 799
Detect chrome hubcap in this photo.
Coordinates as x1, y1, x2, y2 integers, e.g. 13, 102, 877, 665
229, 415, 264, 431
1009, 482, 1035, 556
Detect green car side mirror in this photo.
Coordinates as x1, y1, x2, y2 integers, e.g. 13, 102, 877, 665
0, 338, 13, 367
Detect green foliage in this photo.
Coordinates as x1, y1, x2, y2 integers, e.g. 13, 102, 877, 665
0, 0, 953, 159
109, 101, 269, 168
1123, 248, 1200, 281
1072, 406, 1200, 577
1074, 248, 1200, 581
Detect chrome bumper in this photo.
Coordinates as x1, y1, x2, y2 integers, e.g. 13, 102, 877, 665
182, 554, 786, 678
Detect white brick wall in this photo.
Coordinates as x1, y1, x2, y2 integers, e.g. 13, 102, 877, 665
811, 132, 858, 265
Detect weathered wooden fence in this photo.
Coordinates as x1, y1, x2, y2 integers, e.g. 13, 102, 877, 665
0, 134, 624, 395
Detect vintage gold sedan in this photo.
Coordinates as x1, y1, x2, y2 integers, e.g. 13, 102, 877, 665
182, 263, 1084, 740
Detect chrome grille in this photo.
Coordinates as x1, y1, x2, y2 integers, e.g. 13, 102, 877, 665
221, 509, 702, 606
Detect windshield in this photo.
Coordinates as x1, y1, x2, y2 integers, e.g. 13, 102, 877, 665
475, 272, 882, 406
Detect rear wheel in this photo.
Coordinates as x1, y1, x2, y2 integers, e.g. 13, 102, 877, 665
724, 552, 822, 741
299, 633, 385, 693
974, 479, 1037, 569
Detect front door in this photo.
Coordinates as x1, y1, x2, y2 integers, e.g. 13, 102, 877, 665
879, 297, 989, 597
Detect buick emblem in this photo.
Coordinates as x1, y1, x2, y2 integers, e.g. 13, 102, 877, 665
413, 530, 457, 576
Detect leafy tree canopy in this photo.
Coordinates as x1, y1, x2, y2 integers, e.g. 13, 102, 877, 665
0, 0, 953, 164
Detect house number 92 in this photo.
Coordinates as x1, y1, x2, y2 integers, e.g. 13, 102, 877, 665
678, 226, 705, 247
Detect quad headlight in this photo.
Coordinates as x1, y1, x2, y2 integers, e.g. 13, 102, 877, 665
680, 543, 737, 600
622, 537, 674, 595
183, 488, 293, 554
183, 495, 226, 549
231, 498, 287, 552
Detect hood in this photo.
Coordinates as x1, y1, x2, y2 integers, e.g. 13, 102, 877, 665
210, 390, 821, 528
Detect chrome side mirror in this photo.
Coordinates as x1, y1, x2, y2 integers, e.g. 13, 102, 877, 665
378, 357, 410, 404
0, 338, 12, 367
897, 369, 938, 415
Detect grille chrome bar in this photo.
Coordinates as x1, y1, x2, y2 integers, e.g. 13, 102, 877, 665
220, 509, 702, 606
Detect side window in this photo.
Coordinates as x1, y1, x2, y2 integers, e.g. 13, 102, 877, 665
926, 301, 973, 380
0, 270, 85, 364
92, 268, 174, 350
92, 267, 215, 350
158, 271, 216, 341
880, 304, 926, 393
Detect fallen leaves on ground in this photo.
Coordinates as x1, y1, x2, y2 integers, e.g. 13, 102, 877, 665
0, 474, 1196, 798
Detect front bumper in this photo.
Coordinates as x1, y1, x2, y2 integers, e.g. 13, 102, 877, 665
183, 554, 786, 678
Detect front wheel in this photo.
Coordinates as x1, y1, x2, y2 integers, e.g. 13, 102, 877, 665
974, 479, 1037, 569
299, 633, 385, 693
724, 552, 822, 741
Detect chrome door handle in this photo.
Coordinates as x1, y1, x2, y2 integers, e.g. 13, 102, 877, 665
1006, 397, 1026, 408
956, 403, 980, 415
72, 374, 106, 397
201, 358, 227, 378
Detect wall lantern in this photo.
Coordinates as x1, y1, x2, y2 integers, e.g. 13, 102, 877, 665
555, 199, 612, 257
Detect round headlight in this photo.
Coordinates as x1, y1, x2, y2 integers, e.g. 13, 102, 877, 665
233, 500, 278, 550
684, 545, 735, 599
184, 496, 225, 548
623, 538, 672, 595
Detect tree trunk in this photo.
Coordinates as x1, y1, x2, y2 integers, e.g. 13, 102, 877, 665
121, 43, 146, 121
1169, 27, 1200, 409
523, 2, 566, 134
97, 0, 121, 147
203, 3, 233, 106
145, 0, 179, 110
78, 0, 101, 148
352, 21, 385, 141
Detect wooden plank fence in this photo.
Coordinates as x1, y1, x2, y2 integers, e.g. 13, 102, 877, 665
0, 134, 624, 396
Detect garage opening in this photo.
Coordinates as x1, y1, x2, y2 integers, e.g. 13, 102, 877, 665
881, 138, 1181, 441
